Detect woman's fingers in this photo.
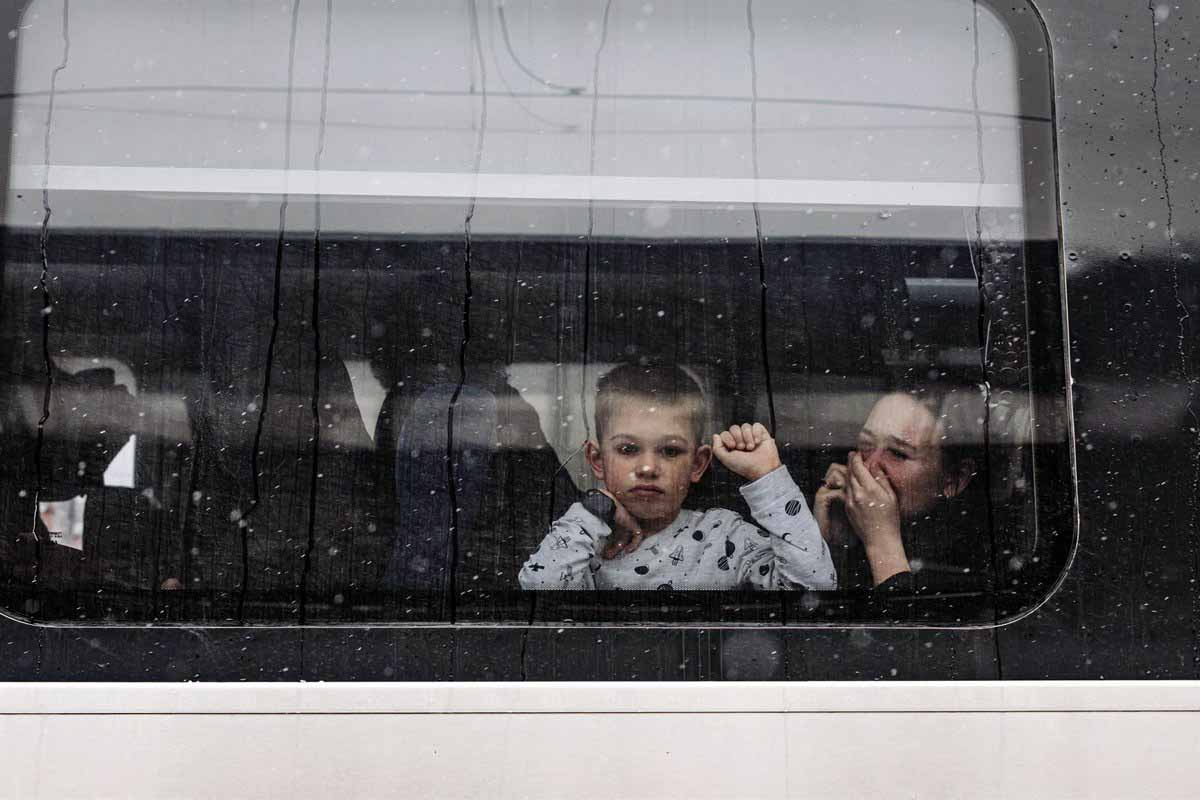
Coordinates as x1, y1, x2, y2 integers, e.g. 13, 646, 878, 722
846, 454, 875, 505
849, 451, 878, 487
845, 453, 898, 512
875, 474, 897, 502
816, 485, 845, 507
823, 462, 848, 490
846, 470, 862, 505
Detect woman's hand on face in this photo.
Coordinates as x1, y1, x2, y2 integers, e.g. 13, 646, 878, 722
844, 452, 910, 585
844, 451, 902, 547
815, 462, 852, 545
599, 488, 645, 559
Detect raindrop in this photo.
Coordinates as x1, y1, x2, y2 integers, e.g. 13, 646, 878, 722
644, 204, 671, 228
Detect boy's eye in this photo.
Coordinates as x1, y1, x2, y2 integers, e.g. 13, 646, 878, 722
660, 446, 684, 458
616, 443, 638, 456
889, 448, 910, 460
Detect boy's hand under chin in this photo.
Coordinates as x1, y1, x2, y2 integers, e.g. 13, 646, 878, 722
598, 488, 646, 559
712, 423, 782, 482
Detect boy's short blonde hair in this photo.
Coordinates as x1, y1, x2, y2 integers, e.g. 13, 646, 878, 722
594, 363, 707, 446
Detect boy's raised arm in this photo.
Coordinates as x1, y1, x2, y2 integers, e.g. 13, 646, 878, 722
713, 423, 838, 590
711, 422, 782, 482
518, 505, 608, 590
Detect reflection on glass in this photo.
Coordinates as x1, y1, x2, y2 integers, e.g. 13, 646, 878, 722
0, 0, 1063, 624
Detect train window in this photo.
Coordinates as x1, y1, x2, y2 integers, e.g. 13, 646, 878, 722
0, 0, 1068, 626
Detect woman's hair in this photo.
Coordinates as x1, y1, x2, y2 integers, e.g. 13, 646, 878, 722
888, 383, 988, 483
883, 381, 1036, 581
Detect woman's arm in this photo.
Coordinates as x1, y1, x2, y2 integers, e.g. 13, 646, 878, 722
842, 452, 910, 586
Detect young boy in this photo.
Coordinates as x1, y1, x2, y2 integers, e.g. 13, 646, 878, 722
518, 364, 836, 590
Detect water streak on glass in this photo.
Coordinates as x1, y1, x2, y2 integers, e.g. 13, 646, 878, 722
497, 4, 585, 96
746, 0, 777, 435
447, 0, 490, 620
241, 0, 303, 622
32, 0, 71, 547
579, 0, 614, 444
299, 0, 335, 625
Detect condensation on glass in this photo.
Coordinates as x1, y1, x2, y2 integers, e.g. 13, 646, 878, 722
0, 0, 1068, 625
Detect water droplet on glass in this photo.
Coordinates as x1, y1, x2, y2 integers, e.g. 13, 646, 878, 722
643, 203, 671, 229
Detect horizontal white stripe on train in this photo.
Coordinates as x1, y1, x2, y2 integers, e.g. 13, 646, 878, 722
2, 681, 1199, 714
9, 165, 1023, 208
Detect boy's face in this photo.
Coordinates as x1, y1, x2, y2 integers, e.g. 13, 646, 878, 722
586, 397, 712, 530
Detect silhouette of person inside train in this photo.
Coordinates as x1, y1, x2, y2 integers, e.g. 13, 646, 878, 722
376, 360, 578, 598
0, 363, 146, 605
518, 363, 836, 590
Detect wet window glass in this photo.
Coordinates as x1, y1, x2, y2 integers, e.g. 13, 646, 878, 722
0, 0, 1068, 625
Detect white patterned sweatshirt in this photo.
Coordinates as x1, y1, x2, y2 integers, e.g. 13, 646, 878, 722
518, 466, 837, 590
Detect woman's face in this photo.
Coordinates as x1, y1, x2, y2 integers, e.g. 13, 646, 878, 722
855, 393, 949, 521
